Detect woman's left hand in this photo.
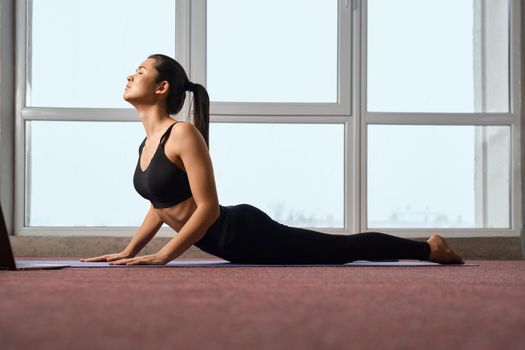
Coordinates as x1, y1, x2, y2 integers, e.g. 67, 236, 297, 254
109, 253, 169, 266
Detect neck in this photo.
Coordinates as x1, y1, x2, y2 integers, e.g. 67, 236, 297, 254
135, 104, 176, 139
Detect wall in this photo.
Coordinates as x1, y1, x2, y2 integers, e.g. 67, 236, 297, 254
521, 0, 525, 257
0, 0, 15, 235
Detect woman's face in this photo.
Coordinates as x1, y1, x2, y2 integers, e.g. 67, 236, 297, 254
123, 58, 163, 104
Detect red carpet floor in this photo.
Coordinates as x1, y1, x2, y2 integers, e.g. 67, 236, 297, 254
1, 260, 524, 350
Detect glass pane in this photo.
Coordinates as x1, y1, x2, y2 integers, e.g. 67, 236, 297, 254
210, 123, 344, 228
368, 0, 509, 113
367, 125, 510, 228
27, 121, 148, 226
207, 0, 338, 103
28, 0, 176, 108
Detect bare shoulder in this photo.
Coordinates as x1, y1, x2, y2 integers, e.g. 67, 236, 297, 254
168, 121, 207, 153
172, 120, 199, 136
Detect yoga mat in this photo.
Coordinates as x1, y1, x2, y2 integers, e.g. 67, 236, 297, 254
16, 259, 479, 268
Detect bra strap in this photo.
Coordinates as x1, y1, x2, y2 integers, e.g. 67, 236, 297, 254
160, 122, 178, 145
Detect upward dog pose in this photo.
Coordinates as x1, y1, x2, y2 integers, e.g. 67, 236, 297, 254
81, 54, 464, 265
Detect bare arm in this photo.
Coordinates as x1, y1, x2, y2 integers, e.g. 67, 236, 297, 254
80, 205, 163, 262
123, 204, 164, 256
110, 123, 220, 265
156, 123, 220, 262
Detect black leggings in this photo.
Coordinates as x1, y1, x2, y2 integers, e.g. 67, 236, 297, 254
194, 204, 431, 264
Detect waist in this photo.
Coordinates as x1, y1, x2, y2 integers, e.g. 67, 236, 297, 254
153, 197, 197, 232
193, 205, 229, 252
205, 205, 228, 236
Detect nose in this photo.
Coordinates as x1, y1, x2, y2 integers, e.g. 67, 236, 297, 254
127, 75, 133, 82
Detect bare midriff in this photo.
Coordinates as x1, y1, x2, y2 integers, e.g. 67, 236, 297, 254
154, 196, 197, 232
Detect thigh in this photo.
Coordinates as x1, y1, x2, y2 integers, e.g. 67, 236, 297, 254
224, 204, 345, 263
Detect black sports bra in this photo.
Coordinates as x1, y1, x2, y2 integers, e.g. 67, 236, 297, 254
133, 122, 193, 208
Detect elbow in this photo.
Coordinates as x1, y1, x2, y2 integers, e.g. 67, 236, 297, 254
190, 201, 220, 244
196, 200, 220, 226
208, 202, 221, 224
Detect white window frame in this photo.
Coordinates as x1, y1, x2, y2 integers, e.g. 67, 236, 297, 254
191, 0, 354, 236
14, 0, 190, 236
192, 0, 352, 116
360, 0, 522, 238
12, 0, 522, 239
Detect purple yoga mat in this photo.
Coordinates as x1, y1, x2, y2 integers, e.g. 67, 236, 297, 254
15, 259, 479, 268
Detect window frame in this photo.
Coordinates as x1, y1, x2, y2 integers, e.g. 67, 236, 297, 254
360, 0, 522, 237
192, 0, 352, 116
12, 0, 522, 239
14, 0, 190, 236
192, 0, 355, 236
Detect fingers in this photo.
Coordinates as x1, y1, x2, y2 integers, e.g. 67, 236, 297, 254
109, 258, 135, 265
125, 260, 140, 265
126, 258, 146, 265
109, 256, 156, 265
106, 255, 165, 266
107, 255, 125, 262
80, 255, 110, 262
81, 253, 129, 263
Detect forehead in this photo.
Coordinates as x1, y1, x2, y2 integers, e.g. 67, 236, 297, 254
138, 58, 157, 69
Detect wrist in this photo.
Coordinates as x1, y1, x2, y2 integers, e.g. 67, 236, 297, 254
123, 247, 137, 257
156, 250, 173, 264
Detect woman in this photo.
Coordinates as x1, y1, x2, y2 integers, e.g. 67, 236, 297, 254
81, 54, 464, 265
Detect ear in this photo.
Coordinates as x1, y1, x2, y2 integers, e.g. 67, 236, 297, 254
155, 81, 170, 95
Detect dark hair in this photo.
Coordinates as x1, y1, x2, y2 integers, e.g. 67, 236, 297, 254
148, 54, 210, 147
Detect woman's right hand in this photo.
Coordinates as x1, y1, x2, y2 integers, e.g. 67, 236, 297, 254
80, 251, 134, 263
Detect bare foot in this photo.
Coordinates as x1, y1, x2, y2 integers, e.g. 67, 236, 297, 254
426, 235, 465, 264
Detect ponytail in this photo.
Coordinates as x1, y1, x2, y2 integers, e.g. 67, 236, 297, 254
148, 54, 210, 148
186, 82, 210, 148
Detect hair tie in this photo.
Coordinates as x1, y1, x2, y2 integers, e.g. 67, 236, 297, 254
185, 81, 196, 92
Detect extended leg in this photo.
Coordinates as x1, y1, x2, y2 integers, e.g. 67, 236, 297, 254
223, 204, 431, 264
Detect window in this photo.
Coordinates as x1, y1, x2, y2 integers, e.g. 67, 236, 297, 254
368, 125, 510, 229
19, 0, 177, 231
207, 0, 338, 103
26, 121, 147, 226
363, 0, 518, 236
28, 0, 176, 108
203, 0, 351, 115
367, 0, 509, 113
15, 0, 521, 237
210, 123, 344, 228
